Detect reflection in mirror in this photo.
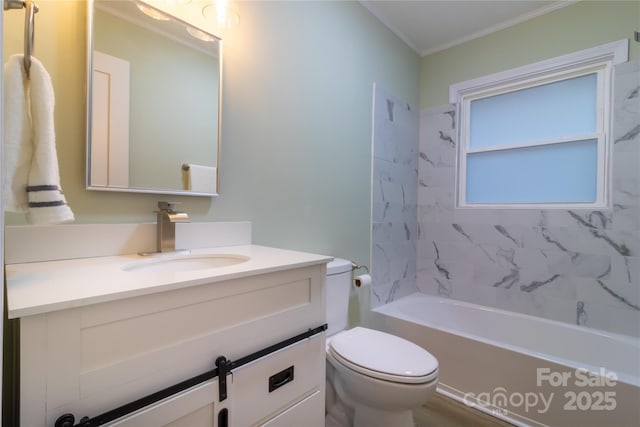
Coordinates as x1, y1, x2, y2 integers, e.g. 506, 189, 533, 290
87, 0, 221, 196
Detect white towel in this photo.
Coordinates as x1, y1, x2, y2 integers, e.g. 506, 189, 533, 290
182, 163, 216, 193
4, 55, 31, 212
3, 54, 74, 224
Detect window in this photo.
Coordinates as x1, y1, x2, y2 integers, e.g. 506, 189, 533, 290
450, 40, 628, 208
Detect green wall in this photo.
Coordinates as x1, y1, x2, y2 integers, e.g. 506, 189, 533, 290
3, 1, 420, 267
420, 0, 640, 110
8, 0, 633, 268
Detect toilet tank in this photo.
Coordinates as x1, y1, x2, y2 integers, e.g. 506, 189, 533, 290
326, 258, 353, 337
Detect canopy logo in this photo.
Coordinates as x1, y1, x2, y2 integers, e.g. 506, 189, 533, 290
462, 367, 618, 415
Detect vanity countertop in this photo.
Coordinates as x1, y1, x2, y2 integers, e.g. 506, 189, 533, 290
5, 245, 332, 319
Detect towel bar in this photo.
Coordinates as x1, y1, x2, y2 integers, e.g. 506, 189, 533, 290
4, 0, 39, 77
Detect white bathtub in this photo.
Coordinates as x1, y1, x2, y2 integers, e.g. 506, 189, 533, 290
371, 293, 640, 427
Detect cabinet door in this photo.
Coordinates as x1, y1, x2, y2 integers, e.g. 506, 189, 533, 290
230, 335, 325, 427
108, 380, 221, 427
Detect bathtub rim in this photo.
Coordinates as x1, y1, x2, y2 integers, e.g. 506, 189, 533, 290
373, 292, 640, 388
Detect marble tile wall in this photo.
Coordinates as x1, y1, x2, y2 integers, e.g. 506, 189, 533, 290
371, 85, 419, 307
417, 61, 640, 337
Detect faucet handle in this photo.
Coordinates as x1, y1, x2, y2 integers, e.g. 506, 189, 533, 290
158, 201, 181, 211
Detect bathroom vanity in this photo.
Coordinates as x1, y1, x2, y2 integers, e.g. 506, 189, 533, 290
5, 226, 330, 427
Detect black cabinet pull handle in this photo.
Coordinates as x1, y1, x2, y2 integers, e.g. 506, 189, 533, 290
269, 366, 294, 392
218, 408, 229, 427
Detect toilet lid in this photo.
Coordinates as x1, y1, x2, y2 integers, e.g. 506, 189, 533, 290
329, 327, 438, 384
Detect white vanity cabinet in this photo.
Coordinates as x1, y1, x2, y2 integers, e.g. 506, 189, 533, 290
15, 262, 327, 427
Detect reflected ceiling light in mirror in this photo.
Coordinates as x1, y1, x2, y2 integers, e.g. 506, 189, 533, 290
186, 26, 216, 42
136, 0, 192, 21
203, 0, 239, 30
136, 3, 170, 20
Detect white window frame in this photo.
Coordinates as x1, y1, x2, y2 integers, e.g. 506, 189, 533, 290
450, 39, 628, 209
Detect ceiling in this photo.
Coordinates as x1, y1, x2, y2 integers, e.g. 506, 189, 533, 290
360, 0, 574, 56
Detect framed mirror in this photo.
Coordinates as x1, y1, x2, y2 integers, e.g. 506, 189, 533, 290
86, 0, 221, 196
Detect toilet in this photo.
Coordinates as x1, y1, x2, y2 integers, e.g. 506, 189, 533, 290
324, 258, 439, 427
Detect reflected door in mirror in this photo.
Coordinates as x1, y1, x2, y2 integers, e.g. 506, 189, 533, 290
91, 51, 130, 188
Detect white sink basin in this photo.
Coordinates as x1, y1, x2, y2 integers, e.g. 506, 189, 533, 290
122, 254, 250, 273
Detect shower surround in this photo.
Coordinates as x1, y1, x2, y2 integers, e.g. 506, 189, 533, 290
371, 61, 640, 338
370, 85, 419, 306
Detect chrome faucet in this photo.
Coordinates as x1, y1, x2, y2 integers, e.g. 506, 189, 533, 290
156, 201, 189, 253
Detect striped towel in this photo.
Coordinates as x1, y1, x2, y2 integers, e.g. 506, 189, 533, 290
4, 54, 74, 224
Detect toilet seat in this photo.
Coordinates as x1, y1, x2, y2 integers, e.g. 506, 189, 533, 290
328, 327, 438, 384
